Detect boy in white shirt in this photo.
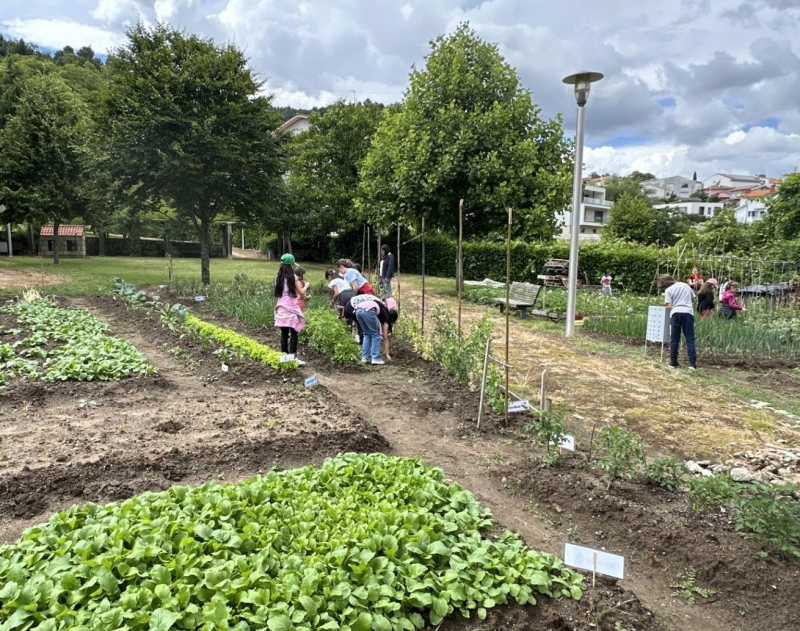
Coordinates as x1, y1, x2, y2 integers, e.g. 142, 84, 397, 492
659, 274, 697, 370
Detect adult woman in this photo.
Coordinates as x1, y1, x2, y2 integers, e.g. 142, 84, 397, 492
273, 253, 307, 365
337, 258, 375, 295
718, 282, 745, 320
379, 244, 395, 298
687, 267, 704, 291
696, 278, 718, 318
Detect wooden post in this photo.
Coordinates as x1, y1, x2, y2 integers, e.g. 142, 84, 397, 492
361, 224, 366, 270
26, 222, 34, 255
458, 198, 464, 336
53, 218, 60, 265
367, 225, 372, 282
504, 208, 512, 426
396, 224, 401, 302
421, 216, 426, 336
6, 224, 12, 257
377, 225, 382, 288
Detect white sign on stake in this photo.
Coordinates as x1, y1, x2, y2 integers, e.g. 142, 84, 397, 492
550, 434, 575, 451
507, 399, 530, 413
304, 375, 318, 388
279, 354, 293, 363
564, 543, 625, 581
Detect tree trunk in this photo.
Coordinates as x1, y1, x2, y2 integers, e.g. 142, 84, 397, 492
26, 222, 34, 254
99, 230, 106, 256
199, 220, 211, 285
53, 218, 60, 265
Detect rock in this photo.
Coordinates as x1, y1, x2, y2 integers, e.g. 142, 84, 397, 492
696, 460, 712, 466
730, 467, 753, 483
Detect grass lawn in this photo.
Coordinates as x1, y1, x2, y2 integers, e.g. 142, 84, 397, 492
0, 256, 331, 296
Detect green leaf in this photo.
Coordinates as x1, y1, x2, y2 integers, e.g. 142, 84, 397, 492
372, 614, 392, 631
267, 614, 293, 631
149, 608, 181, 631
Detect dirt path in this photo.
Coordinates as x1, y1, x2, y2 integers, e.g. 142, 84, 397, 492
395, 283, 800, 459
319, 365, 734, 631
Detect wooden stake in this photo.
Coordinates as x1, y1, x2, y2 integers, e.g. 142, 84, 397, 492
396, 224, 401, 302
504, 207, 512, 426
592, 551, 597, 588
421, 215, 426, 336
458, 198, 464, 337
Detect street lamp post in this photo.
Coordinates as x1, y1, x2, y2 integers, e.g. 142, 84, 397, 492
563, 71, 604, 337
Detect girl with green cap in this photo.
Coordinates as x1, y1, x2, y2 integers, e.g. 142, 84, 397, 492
274, 253, 307, 365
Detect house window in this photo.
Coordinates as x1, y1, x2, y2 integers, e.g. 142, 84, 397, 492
67, 240, 77, 252
46, 240, 53, 251
580, 227, 585, 233
699, 206, 705, 212
681, 183, 689, 189
594, 210, 604, 223
593, 229, 597, 234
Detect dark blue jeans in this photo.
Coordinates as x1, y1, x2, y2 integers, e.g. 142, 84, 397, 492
670, 312, 696, 368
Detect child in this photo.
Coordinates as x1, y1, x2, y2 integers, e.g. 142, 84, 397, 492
696, 279, 717, 318
718, 282, 745, 320
337, 258, 375, 295
326, 269, 350, 308
659, 274, 697, 370
273, 253, 307, 365
600, 271, 612, 296
352, 295, 398, 364
687, 267, 704, 291
379, 244, 395, 298
294, 266, 310, 310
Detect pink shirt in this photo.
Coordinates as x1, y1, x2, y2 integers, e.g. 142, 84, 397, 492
720, 290, 743, 310
357, 300, 379, 313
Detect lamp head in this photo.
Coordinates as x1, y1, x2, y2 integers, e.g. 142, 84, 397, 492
563, 71, 604, 106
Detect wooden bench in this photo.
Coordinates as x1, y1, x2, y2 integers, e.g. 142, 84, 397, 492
494, 282, 541, 319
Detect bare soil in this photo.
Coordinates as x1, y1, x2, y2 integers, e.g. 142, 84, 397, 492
0, 267, 64, 290
2, 292, 798, 630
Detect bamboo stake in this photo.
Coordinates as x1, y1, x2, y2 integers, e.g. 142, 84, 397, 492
396, 224, 401, 302
458, 198, 464, 337
504, 207, 513, 426
421, 216, 426, 336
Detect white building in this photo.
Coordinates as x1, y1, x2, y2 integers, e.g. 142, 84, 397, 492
277, 114, 310, 134
653, 199, 724, 218
639, 175, 702, 199
701, 173, 763, 190
733, 198, 768, 224
559, 185, 614, 241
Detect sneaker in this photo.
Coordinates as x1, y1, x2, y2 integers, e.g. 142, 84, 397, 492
667, 365, 679, 370
688, 366, 696, 371
295, 358, 306, 367
361, 357, 368, 364
371, 359, 386, 365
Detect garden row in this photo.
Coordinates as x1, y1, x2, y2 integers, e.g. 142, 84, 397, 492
0, 294, 155, 384
0, 453, 583, 630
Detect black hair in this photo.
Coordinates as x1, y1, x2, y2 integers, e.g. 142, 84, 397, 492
353, 263, 362, 272
274, 263, 297, 298
325, 269, 337, 280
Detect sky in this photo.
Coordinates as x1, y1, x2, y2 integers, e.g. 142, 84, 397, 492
3, 0, 800, 180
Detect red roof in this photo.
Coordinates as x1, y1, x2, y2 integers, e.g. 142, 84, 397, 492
40, 225, 85, 237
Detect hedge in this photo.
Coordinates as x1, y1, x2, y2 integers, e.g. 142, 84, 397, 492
331, 229, 663, 294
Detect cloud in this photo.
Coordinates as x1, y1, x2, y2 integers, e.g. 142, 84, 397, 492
2, 0, 800, 177
1, 18, 124, 52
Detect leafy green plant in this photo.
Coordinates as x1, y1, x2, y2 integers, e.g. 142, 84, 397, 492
184, 314, 296, 370
0, 453, 583, 630
525, 411, 567, 468
301, 308, 361, 364
669, 569, 717, 604
644, 457, 689, 491
110, 277, 148, 303
0, 299, 155, 382
590, 426, 646, 489
686, 474, 739, 512
733, 482, 800, 558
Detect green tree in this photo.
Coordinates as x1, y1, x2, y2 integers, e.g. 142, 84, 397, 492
628, 170, 655, 183
286, 100, 385, 243
0, 74, 93, 263
358, 23, 572, 242
103, 23, 286, 284
601, 174, 649, 202
678, 209, 750, 255
767, 173, 800, 239
603, 193, 656, 244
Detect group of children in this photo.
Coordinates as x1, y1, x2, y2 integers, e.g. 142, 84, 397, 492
687, 268, 745, 319
272, 247, 399, 366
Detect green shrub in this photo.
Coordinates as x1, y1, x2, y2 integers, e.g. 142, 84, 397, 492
590, 426, 646, 489
0, 453, 583, 630
733, 482, 800, 558
644, 457, 689, 491
525, 411, 568, 468
686, 474, 739, 512
184, 314, 296, 370
302, 309, 361, 364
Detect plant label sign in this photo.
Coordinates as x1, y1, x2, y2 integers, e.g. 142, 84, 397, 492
508, 400, 530, 413
550, 434, 575, 451
194, 295, 206, 302
564, 543, 625, 580
304, 375, 318, 388
279, 354, 293, 363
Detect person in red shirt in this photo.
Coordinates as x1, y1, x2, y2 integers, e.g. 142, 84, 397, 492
687, 267, 704, 291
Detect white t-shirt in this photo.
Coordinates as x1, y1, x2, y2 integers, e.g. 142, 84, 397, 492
328, 278, 349, 293
664, 282, 696, 316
